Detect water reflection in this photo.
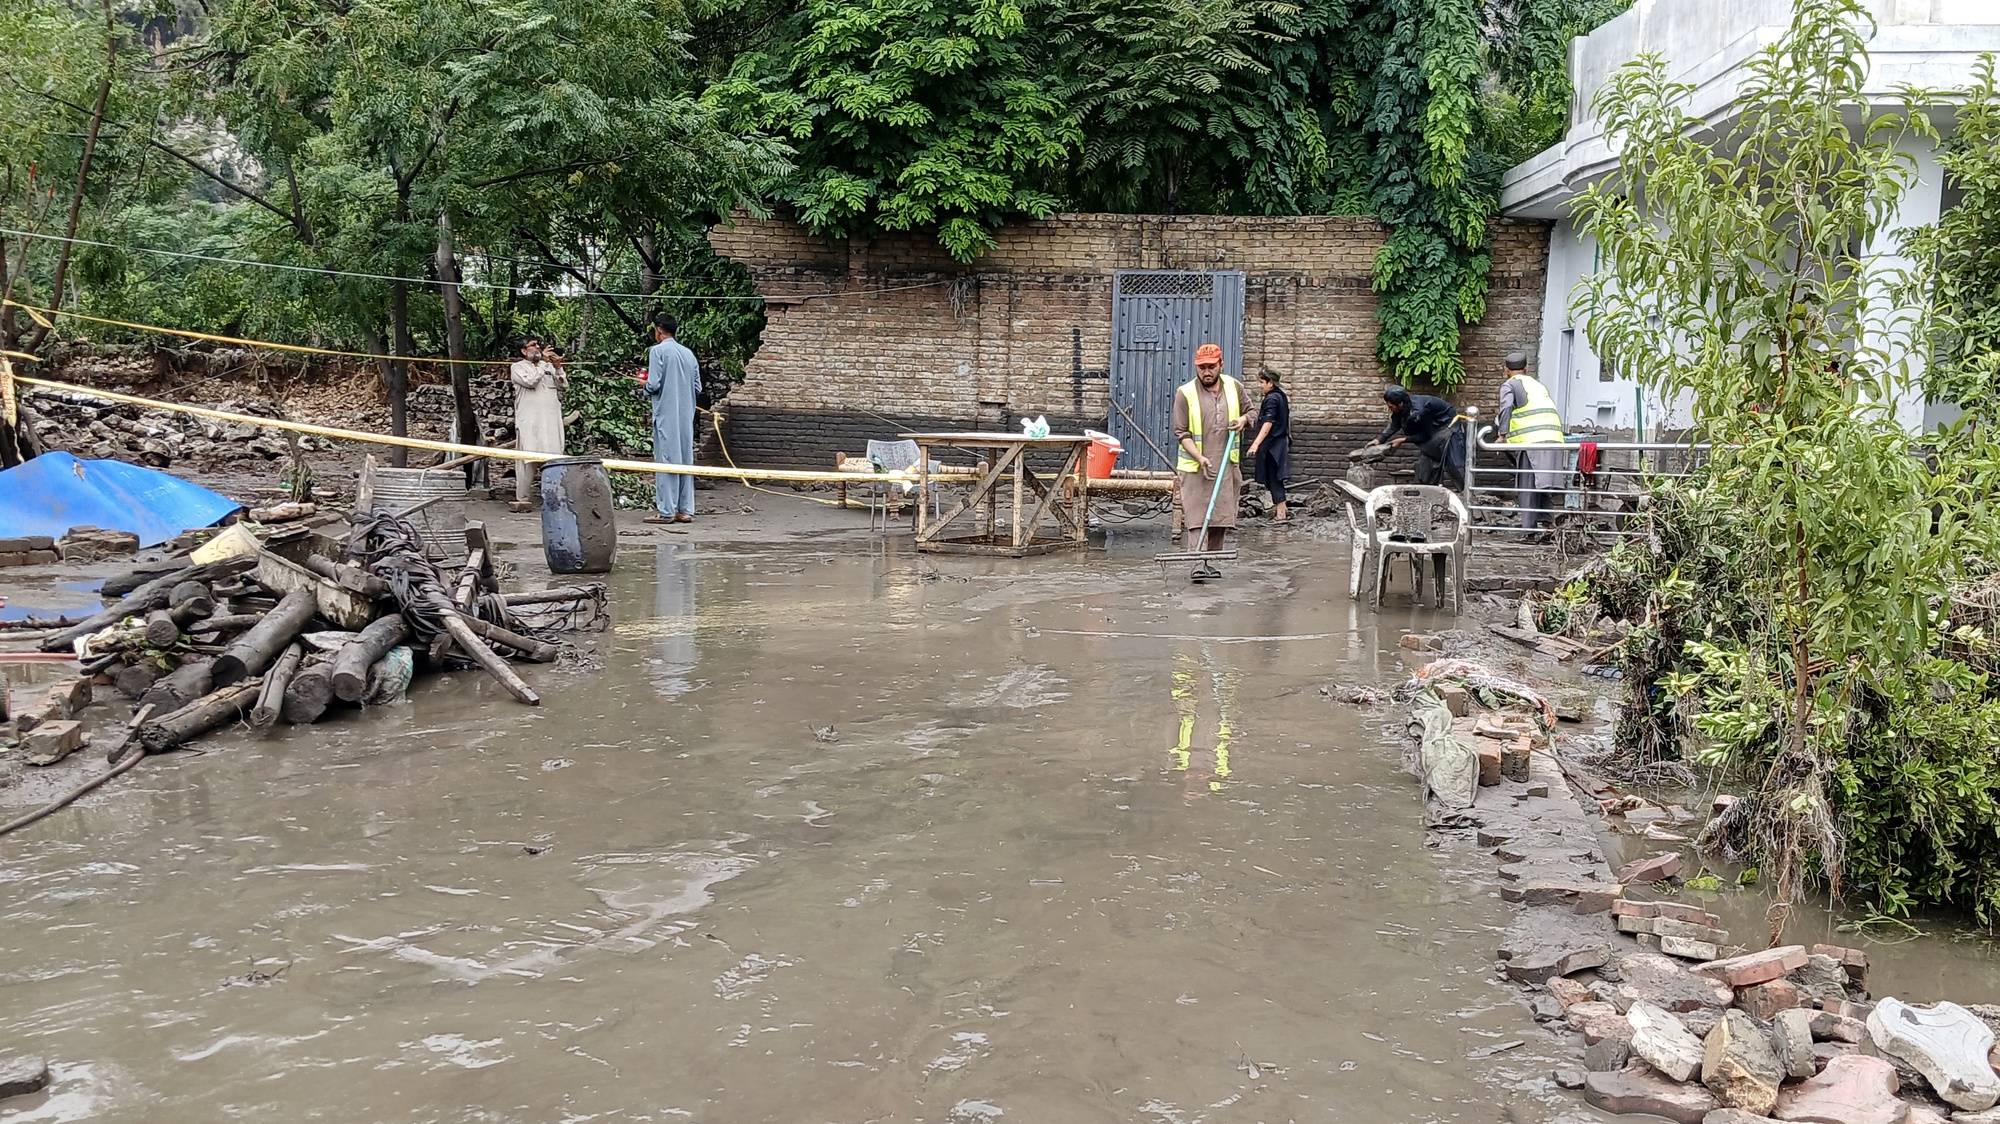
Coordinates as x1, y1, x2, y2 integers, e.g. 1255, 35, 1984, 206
1168, 648, 1238, 798
647, 542, 699, 698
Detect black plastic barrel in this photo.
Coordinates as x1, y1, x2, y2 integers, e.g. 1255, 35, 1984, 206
538, 457, 617, 574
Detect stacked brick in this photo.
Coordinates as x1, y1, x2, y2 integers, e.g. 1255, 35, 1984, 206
708, 212, 1552, 476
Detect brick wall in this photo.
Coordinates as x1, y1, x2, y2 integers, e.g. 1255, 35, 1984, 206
709, 213, 1551, 479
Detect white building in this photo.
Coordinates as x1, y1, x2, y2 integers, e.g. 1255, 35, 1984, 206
1500, 0, 2000, 434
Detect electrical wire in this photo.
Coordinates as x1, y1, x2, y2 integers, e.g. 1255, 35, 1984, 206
0, 226, 956, 302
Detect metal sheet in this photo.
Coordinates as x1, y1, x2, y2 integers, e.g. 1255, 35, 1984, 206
1108, 271, 1245, 470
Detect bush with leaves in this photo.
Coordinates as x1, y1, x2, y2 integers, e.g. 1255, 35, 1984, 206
1570, 0, 2000, 925
1906, 55, 2000, 425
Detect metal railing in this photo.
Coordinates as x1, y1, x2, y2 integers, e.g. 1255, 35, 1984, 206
1457, 406, 1710, 542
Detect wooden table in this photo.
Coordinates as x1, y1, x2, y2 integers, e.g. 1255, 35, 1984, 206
905, 433, 1092, 557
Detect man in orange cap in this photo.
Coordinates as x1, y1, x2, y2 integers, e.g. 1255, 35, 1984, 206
1171, 341, 1249, 580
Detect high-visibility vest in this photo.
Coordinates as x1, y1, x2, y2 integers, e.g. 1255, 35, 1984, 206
1504, 375, 1565, 446
1177, 376, 1242, 472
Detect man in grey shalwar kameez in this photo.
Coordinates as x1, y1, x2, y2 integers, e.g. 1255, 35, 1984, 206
644, 314, 700, 524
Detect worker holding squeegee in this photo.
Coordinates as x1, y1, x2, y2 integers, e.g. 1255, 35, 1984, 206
1170, 342, 1250, 582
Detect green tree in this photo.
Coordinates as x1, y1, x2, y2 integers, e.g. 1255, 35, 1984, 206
1907, 55, 2000, 426
774, 0, 1079, 261
1573, 0, 2000, 924
1051, 0, 1309, 215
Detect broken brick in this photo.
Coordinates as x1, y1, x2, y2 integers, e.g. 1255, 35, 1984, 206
1736, 978, 1807, 1021
1615, 852, 1684, 884
1694, 945, 1809, 988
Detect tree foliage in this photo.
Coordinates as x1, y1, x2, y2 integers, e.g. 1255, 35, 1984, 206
1571, 0, 2000, 925
1908, 54, 2000, 425
3, 0, 1623, 400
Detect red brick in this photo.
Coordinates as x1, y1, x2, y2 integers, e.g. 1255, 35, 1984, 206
1694, 946, 1810, 987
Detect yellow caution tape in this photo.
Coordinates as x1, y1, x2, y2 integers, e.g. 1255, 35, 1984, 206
12, 374, 914, 487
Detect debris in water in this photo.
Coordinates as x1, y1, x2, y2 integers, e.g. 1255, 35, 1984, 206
226, 958, 292, 986
810, 724, 839, 743
522, 844, 550, 856
1466, 1040, 1524, 1060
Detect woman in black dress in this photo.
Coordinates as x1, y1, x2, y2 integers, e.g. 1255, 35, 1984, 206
1248, 369, 1292, 523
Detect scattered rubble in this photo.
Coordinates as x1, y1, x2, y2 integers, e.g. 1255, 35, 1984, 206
1703, 1009, 1784, 1114
1383, 654, 2000, 1124
1867, 998, 2000, 1111
1773, 1053, 1904, 1124
0, 1054, 51, 1099
1630, 1000, 1707, 1082
24, 388, 326, 468
1584, 1062, 1719, 1122
1608, 953, 1734, 1014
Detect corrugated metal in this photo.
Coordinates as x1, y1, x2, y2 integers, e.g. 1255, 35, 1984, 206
1108, 270, 1245, 470
368, 467, 467, 560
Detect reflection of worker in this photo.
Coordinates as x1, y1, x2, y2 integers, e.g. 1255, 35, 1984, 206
1495, 351, 1565, 532
1376, 387, 1462, 488
1169, 651, 1237, 797
1172, 342, 1250, 581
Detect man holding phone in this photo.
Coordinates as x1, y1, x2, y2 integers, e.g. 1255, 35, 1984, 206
508, 335, 567, 512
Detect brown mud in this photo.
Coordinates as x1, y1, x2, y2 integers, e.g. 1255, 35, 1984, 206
4, 500, 1607, 1123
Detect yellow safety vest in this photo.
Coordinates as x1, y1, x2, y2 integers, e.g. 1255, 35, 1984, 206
1505, 375, 1565, 446
1177, 376, 1242, 472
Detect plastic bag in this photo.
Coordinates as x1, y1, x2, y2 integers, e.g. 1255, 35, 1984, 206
1019, 415, 1050, 439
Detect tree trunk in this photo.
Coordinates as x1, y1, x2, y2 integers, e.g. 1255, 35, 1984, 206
389, 281, 411, 467
141, 658, 213, 711
139, 679, 260, 754
282, 663, 336, 724
112, 662, 160, 699
142, 609, 181, 648
23, 0, 117, 354
331, 614, 410, 702
212, 587, 317, 686
250, 643, 303, 729
436, 211, 480, 483
363, 327, 401, 464
40, 561, 239, 651
635, 225, 663, 320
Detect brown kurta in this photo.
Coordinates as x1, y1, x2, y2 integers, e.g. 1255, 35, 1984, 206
1172, 377, 1246, 530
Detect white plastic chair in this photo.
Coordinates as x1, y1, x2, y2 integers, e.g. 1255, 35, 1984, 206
865, 438, 941, 531
1364, 485, 1470, 613
1333, 480, 1379, 601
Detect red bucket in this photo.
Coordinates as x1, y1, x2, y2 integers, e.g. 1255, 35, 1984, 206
1083, 430, 1122, 479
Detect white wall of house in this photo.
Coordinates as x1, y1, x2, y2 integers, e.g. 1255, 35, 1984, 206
1503, 0, 2000, 432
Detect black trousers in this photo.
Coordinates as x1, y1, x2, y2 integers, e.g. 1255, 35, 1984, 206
1252, 439, 1290, 504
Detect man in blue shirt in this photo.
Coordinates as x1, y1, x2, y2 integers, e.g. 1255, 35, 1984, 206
644, 314, 700, 524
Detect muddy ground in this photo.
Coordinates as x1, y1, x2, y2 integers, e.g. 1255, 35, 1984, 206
16, 486, 1999, 1121
4, 488, 1637, 1122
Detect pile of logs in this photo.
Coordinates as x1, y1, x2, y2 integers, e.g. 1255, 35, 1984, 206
17, 518, 604, 766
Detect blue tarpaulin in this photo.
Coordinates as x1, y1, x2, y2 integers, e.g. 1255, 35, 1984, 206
0, 452, 241, 548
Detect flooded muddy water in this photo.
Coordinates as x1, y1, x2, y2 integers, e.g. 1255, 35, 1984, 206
3, 532, 1608, 1122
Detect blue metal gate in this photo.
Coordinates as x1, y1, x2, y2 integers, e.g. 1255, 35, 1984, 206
1108, 270, 1246, 470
